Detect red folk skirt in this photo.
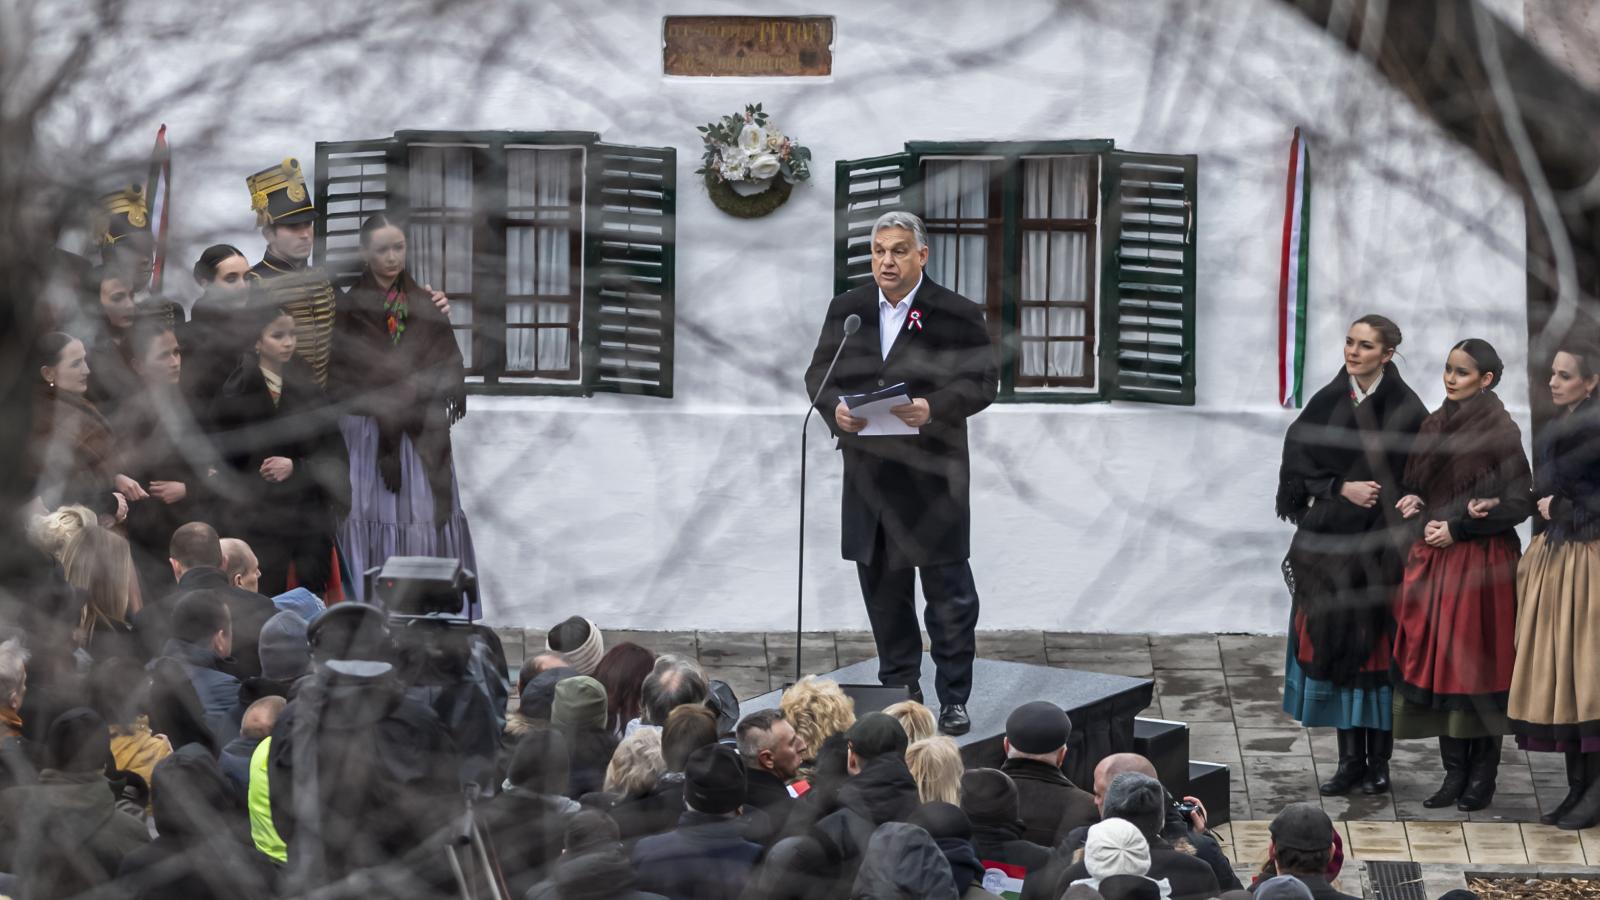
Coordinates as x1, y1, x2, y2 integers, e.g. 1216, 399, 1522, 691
1390, 535, 1518, 738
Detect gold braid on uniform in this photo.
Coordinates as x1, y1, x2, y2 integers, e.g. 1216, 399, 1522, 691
252, 267, 338, 387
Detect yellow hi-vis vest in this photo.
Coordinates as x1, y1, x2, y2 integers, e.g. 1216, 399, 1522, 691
249, 737, 287, 862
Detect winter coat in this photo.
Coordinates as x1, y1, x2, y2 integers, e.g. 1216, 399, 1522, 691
632, 811, 765, 900
0, 769, 150, 900
524, 847, 669, 900
1000, 757, 1100, 846
848, 822, 959, 900
133, 566, 278, 679
153, 637, 241, 745
475, 787, 578, 898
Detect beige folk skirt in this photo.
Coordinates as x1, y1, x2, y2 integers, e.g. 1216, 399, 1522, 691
1509, 532, 1600, 752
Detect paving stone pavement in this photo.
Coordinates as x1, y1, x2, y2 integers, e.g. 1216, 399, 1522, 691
505, 628, 1600, 886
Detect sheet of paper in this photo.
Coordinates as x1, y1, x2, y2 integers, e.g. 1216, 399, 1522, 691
843, 387, 919, 437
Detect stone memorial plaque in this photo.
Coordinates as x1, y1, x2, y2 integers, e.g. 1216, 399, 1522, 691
663, 16, 833, 77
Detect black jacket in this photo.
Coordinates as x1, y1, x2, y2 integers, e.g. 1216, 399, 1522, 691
969, 817, 1053, 872
804, 278, 999, 568
632, 811, 764, 900
524, 847, 669, 900
116, 833, 278, 900
1000, 757, 1100, 846
475, 787, 576, 898
744, 765, 796, 836
836, 754, 920, 826
0, 769, 151, 899
1026, 835, 1220, 900
1267, 873, 1362, 900
133, 566, 278, 678
1058, 807, 1242, 895
610, 773, 687, 844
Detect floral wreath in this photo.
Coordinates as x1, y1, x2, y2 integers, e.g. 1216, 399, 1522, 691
696, 103, 813, 218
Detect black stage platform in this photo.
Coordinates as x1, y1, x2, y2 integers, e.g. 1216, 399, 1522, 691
740, 654, 1154, 789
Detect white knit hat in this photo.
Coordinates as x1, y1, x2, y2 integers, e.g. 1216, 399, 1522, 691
546, 616, 604, 676
1084, 817, 1151, 880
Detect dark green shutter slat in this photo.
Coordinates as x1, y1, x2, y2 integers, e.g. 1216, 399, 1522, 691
583, 142, 675, 398
314, 138, 397, 290
1101, 150, 1197, 406
834, 152, 914, 296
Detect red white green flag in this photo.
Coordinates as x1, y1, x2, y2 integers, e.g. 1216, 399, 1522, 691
1278, 127, 1310, 408
145, 124, 172, 293
980, 859, 1026, 898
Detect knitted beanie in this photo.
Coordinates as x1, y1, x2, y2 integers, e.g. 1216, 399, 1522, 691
552, 676, 608, 732
1084, 817, 1151, 880
546, 616, 604, 676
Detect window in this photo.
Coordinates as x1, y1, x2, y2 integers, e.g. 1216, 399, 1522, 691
314, 131, 676, 397
834, 141, 1196, 404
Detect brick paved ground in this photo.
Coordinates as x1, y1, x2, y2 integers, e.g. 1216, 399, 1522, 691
494, 627, 1600, 891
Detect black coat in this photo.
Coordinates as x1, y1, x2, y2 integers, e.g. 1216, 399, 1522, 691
1022, 835, 1220, 900
804, 279, 999, 569
632, 811, 764, 900
999, 757, 1100, 846
475, 788, 576, 898
208, 358, 347, 549
132, 566, 278, 679
744, 766, 796, 836
610, 773, 686, 844
178, 292, 254, 408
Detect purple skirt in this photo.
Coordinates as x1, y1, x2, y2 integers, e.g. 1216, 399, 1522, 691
338, 414, 478, 615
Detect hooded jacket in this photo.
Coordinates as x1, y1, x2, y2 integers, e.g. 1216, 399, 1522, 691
849, 822, 960, 900
0, 769, 151, 900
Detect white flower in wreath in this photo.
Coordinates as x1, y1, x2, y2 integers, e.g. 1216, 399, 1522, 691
763, 126, 783, 151
748, 152, 782, 182
738, 124, 764, 153
720, 146, 749, 177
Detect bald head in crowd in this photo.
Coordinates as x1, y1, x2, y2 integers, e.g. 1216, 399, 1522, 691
220, 538, 261, 594
241, 696, 286, 740
1093, 752, 1159, 810
169, 522, 223, 580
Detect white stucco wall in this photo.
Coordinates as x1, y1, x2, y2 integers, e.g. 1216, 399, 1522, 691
63, 0, 1531, 632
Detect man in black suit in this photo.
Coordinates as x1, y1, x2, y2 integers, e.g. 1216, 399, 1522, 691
804, 211, 998, 735
132, 521, 278, 679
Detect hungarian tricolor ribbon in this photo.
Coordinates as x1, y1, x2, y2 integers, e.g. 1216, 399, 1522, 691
146, 124, 172, 293
1278, 127, 1310, 409
907, 309, 923, 331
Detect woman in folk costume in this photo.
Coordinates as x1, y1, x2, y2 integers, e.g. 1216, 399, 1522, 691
1392, 338, 1531, 811
329, 213, 475, 606
29, 332, 139, 526
209, 305, 349, 597
1509, 343, 1600, 829
1277, 315, 1428, 797
113, 318, 214, 600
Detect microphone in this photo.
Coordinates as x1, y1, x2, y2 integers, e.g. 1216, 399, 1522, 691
797, 312, 861, 683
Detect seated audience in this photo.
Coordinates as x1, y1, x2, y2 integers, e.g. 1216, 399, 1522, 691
479, 726, 578, 898
1025, 773, 1219, 900
910, 801, 992, 899
526, 810, 668, 900
61, 524, 141, 663
907, 734, 964, 805
1001, 700, 1098, 845
1258, 803, 1360, 900
736, 708, 809, 833
779, 675, 856, 767
960, 767, 1052, 872
133, 522, 275, 678
632, 743, 762, 900
595, 641, 656, 738
242, 610, 310, 709
115, 751, 276, 900
154, 589, 240, 744
849, 821, 959, 899
0, 708, 151, 899
553, 674, 619, 799
602, 727, 666, 803
219, 537, 261, 592
220, 695, 284, 797
547, 615, 605, 675
884, 698, 938, 743
611, 703, 719, 842
0, 639, 32, 788
634, 653, 709, 734
89, 657, 172, 790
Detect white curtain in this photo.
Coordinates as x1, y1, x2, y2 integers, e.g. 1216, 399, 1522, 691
923, 160, 990, 306
1020, 157, 1095, 379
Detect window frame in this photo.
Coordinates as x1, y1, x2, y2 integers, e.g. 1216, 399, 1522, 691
315, 130, 677, 399
907, 140, 1115, 403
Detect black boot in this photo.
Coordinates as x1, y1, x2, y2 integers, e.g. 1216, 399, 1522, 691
1457, 736, 1501, 812
1423, 736, 1471, 808
1557, 751, 1600, 830
1361, 729, 1393, 794
1319, 728, 1368, 796
1540, 751, 1587, 826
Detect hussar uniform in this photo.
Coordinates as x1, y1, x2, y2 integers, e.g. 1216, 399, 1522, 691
246, 158, 337, 387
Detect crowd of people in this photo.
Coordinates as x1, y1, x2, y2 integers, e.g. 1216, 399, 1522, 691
1278, 315, 1600, 829
28, 163, 472, 612
0, 539, 1378, 900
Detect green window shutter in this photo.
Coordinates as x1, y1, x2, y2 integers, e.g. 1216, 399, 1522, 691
582, 143, 676, 398
1100, 151, 1198, 405
834, 152, 913, 296
313, 138, 398, 290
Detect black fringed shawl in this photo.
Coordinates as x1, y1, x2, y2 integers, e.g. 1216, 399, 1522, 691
333, 268, 467, 526
1535, 396, 1600, 546
1276, 363, 1427, 684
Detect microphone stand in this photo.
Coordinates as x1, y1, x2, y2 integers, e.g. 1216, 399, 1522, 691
798, 314, 860, 685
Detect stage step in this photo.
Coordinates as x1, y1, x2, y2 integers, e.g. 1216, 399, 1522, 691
1188, 759, 1231, 828
1133, 717, 1191, 796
